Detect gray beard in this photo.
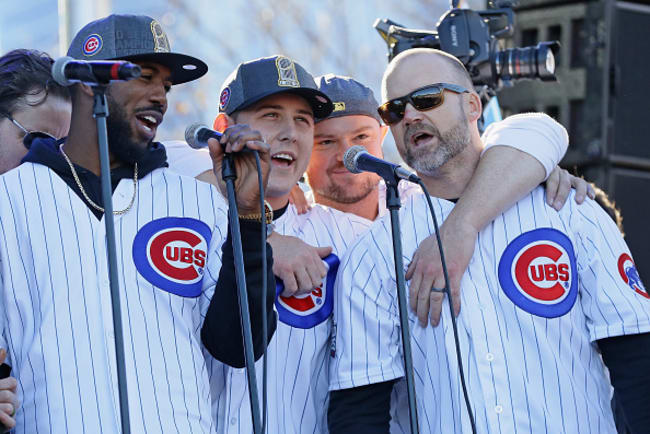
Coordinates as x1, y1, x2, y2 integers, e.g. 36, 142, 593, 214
403, 118, 471, 177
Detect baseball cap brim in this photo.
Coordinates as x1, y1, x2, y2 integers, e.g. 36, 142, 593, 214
235, 88, 333, 119
117, 52, 207, 85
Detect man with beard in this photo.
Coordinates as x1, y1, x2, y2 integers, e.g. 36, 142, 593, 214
208, 65, 579, 433
328, 48, 650, 433
0, 14, 276, 433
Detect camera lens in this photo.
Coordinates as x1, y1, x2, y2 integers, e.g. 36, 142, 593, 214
495, 41, 559, 82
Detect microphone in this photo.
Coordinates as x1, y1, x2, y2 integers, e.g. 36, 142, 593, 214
185, 123, 255, 153
343, 145, 420, 183
184, 123, 222, 149
52, 56, 141, 86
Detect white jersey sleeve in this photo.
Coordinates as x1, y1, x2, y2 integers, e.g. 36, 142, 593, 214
566, 196, 650, 340
163, 140, 213, 178
481, 112, 569, 180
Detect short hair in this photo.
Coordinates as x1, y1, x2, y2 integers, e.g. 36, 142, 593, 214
382, 48, 474, 100
0, 49, 70, 116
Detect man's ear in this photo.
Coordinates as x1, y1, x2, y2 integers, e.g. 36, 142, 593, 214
77, 83, 95, 98
213, 113, 233, 133
466, 92, 482, 123
379, 124, 390, 143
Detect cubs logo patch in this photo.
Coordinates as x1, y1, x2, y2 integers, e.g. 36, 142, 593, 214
617, 253, 648, 299
219, 87, 231, 111
133, 217, 211, 297
275, 254, 339, 329
83, 34, 103, 56
498, 228, 578, 318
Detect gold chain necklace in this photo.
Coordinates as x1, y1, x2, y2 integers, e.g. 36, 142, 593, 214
59, 143, 138, 215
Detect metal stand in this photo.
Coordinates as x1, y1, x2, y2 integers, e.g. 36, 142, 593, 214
93, 86, 131, 434
221, 154, 262, 434
386, 180, 420, 434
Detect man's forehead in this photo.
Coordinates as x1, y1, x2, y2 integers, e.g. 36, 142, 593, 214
250, 92, 313, 114
385, 54, 449, 98
314, 114, 378, 137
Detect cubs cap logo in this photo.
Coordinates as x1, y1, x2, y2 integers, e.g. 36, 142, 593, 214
133, 217, 211, 297
617, 253, 648, 299
83, 34, 103, 56
333, 102, 346, 112
275, 254, 339, 328
219, 87, 231, 111
498, 228, 578, 318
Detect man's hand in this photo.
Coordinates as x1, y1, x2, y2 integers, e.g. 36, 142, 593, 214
405, 217, 478, 327
289, 184, 311, 215
545, 166, 596, 210
268, 233, 332, 297
0, 349, 18, 432
208, 124, 271, 215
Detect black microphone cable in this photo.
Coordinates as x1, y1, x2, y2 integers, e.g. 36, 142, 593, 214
415, 180, 477, 434
253, 151, 270, 434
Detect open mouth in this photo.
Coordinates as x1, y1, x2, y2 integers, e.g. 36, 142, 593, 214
271, 152, 295, 167
412, 132, 433, 147
134, 112, 162, 138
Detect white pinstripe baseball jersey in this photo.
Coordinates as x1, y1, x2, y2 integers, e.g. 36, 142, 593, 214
209, 203, 375, 434
0, 164, 229, 433
330, 187, 649, 433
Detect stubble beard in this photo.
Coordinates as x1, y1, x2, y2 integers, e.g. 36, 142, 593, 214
313, 173, 378, 205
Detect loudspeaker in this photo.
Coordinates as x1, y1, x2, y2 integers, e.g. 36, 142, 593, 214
497, 0, 650, 284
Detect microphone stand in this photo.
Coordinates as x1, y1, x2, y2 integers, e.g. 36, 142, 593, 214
93, 85, 131, 434
221, 154, 262, 434
385, 178, 420, 434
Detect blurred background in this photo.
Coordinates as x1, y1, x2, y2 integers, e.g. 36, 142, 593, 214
2, 0, 649, 281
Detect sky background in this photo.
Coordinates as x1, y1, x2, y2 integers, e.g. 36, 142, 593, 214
0, 0, 485, 161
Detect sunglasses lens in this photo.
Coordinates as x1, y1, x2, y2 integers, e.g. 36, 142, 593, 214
378, 100, 405, 125
411, 86, 444, 111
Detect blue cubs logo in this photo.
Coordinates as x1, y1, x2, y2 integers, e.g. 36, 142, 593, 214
133, 217, 211, 297
219, 87, 231, 111
498, 228, 578, 318
83, 34, 103, 56
618, 253, 648, 299
275, 254, 339, 329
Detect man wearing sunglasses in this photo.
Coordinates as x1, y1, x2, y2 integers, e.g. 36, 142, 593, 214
329, 48, 650, 433
0, 49, 71, 175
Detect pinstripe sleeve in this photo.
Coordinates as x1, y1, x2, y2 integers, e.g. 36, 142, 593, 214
329, 223, 405, 391
570, 198, 650, 341
481, 112, 568, 180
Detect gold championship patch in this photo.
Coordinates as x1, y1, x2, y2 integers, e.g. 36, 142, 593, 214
333, 102, 346, 112
151, 20, 170, 53
276, 56, 300, 87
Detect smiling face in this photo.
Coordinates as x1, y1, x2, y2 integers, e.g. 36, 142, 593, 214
232, 92, 314, 207
105, 61, 171, 165
307, 114, 384, 205
383, 52, 475, 177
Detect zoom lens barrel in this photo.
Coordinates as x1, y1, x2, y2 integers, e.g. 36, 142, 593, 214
495, 41, 559, 82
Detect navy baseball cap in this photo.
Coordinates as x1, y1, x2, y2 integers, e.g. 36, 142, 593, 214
67, 14, 207, 85
315, 74, 382, 124
218, 55, 333, 118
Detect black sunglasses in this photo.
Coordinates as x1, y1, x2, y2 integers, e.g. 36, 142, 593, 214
0, 112, 57, 149
377, 83, 471, 125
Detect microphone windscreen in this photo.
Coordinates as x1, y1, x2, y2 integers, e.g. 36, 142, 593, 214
184, 123, 205, 149
343, 145, 366, 174
51, 56, 74, 87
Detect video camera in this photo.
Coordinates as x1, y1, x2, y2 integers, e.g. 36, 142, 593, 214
374, 0, 559, 91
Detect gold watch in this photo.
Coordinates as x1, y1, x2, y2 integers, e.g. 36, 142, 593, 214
239, 200, 273, 224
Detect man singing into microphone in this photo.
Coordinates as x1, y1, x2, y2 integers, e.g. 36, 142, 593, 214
0, 14, 276, 433
202, 53, 589, 432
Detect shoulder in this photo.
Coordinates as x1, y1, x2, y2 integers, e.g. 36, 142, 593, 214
162, 140, 213, 179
